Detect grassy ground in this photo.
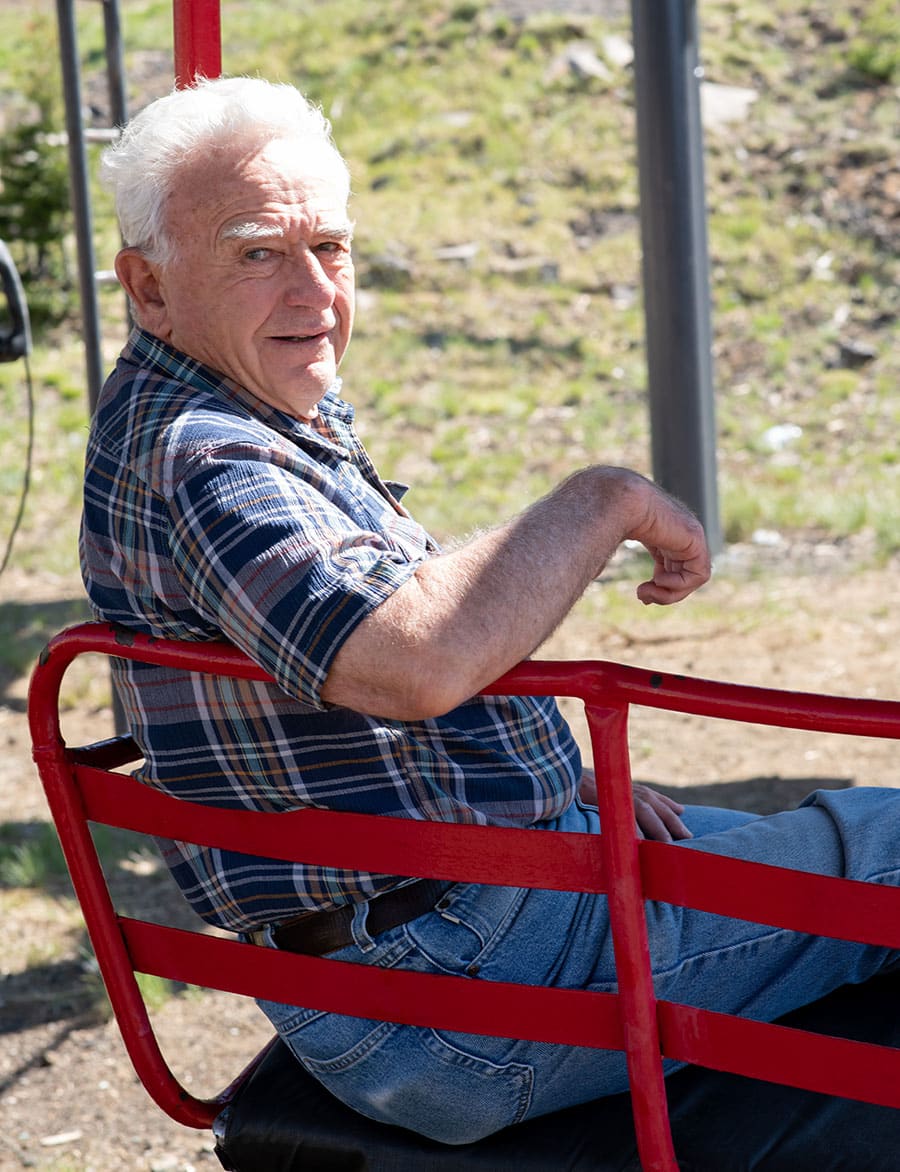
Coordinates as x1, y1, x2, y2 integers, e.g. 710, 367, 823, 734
0, 0, 897, 597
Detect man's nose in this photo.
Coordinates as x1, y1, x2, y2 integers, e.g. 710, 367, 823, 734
283, 249, 334, 306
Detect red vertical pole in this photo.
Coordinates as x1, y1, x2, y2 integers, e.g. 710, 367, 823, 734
173, 0, 222, 87
588, 703, 677, 1171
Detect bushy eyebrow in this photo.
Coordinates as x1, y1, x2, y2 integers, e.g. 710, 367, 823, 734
322, 221, 355, 243
220, 221, 286, 242
220, 220, 354, 243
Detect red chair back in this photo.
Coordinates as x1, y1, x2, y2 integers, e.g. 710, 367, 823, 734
27, 621, 900, 1171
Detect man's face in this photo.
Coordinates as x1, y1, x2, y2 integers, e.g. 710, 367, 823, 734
131, 135, 355, 419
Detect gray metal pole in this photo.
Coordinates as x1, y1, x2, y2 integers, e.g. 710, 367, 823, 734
102, 0, 129, 131
101, 0, 134, 342
58, 0, 129, 733
630, 0, 721, 553
56, 0, 105, 414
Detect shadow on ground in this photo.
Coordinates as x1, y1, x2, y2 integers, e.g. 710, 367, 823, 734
0, 596, 92, 711
641, 774, 850, 816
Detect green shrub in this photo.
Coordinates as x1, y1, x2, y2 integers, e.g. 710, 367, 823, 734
0, 16, 75, 329
847, 1, 900, 83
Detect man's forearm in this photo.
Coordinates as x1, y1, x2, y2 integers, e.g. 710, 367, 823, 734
321, 466, 709, 719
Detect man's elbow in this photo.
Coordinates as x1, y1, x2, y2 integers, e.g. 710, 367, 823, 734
384, 673, 472, 722
322, 659, 476, 723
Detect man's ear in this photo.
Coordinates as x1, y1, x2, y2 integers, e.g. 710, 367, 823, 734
114, 248, 172, 339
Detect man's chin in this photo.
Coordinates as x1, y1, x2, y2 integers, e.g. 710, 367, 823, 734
257, 369, 334, 420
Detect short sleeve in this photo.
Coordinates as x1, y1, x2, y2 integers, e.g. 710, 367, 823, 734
166, 442, 426, 709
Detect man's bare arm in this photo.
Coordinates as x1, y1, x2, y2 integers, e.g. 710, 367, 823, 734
321, 465, 709, 720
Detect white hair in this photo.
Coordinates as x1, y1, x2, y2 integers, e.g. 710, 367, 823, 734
101, 76, 351, 265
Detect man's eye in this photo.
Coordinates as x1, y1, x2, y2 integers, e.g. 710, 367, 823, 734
245, 247, 273, 261
316, 240, 350, 256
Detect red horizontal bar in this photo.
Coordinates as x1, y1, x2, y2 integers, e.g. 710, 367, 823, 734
76, 765, 608, 892
658, 999, 900, 1109
35, 624, 900, 743
123, 919, 625, 1050
640, 840, 900, 949
488, 660, 900, 740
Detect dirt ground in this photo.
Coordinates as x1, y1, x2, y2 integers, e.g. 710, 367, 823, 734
1, 547, 899, 1171
0, 0, 896, 1163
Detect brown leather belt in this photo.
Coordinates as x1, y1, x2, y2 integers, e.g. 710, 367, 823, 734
250, 878, 455, 956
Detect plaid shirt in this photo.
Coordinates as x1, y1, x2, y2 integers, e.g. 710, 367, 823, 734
81, 329, 581, 931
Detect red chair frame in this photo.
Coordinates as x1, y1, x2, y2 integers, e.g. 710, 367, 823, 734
28, 621, 900, 1170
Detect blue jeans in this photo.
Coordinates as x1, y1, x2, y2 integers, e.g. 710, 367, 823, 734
257, 789, 900, 1144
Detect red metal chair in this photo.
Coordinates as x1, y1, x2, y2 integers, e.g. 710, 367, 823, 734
28, 621, 900, 1170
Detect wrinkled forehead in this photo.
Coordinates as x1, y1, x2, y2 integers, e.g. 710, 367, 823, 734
190, 133, 348, 201
250, 134, 350, 202
163, 133, 351, 242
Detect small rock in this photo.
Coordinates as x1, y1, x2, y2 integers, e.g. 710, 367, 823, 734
751, 529, 784, 548
547, 42, 612, 84
440, 110, 473, 128
602, 33, 634, 69
433, 241, 480, 264
40, 1129, 83, 1147
837, 338, 877, 369
149, 1156, 180, 1172
488, 254, 559, 283
760, 423, 802, 452
610, 283, 637, 309
701, 82, 759, 130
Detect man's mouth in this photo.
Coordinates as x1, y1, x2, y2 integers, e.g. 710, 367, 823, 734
273, 331, 327, 344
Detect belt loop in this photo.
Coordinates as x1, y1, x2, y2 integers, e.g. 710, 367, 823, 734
350, 899, 377, 953
245, 924, 277, 949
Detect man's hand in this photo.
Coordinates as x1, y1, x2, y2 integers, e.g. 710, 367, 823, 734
579, 770, 691, 842
578, 767, 598, 805
632, 784, 691, 842
626, 484, 711, 606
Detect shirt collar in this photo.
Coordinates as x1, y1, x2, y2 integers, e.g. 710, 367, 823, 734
124, 328, 355, 456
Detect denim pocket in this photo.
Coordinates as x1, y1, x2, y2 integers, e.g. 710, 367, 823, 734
303, 1020, 535, 1144
405, 882, 529, 977
254, 900, 537, 1142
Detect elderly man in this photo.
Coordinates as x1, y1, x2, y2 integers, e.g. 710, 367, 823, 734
82, 77, 900, 1144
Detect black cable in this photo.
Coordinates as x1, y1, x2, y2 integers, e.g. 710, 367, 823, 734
0, 349, 36, 579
